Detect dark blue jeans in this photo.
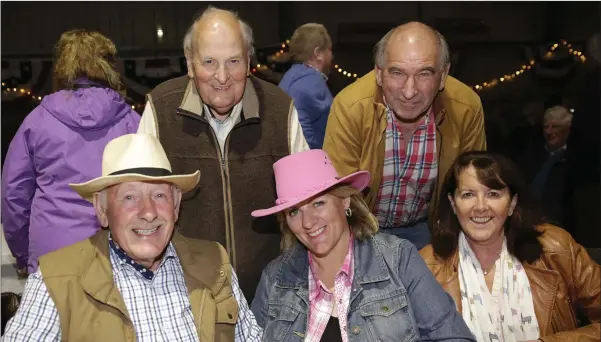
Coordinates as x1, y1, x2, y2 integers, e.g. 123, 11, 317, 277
381, 220, 431, 250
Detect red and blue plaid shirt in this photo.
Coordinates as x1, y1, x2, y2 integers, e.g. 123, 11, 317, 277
374, 106, 438, 227
306, 233, 354, 342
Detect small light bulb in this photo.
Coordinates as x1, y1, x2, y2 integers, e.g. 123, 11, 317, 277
570, 109, 575, 113
343, 71, 347, 75
38, 96, 42, 100
338, 68, 342, 72
353, 74, 357, 77
157, 27, 164, 38
131, 105, 135, 109
500, 77, 504, 82
335, 64, 339, 68
13, 88, 16, 91
1, 82, 4, 86
257, 64, 261, 68
281, 44, 286, 48
286, 40, 290, 44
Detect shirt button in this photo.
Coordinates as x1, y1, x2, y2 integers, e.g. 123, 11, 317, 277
352, 326, 361, 335
228, 313, 233, 319
219, 269, 225, 277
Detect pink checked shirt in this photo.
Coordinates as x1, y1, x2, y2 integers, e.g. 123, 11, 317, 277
374, 106, 438, 227
306, 234, 354, 342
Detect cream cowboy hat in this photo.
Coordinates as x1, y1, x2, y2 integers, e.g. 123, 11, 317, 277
69, 134, 200, 202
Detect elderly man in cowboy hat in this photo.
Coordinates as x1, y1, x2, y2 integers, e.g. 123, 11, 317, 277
3, 134, 262, 342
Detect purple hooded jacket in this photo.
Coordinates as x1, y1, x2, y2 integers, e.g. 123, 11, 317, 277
1, 80, 140, 273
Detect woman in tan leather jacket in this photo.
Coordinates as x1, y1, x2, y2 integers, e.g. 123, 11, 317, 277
420, 151, 600, 342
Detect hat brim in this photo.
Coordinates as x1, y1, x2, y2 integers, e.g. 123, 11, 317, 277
251, 170, 371, 217
69, 171, 201, 203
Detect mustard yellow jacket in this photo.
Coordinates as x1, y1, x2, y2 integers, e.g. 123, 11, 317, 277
323, 71, 486, 223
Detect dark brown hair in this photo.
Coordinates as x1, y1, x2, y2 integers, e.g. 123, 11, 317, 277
432, 151, 543, 263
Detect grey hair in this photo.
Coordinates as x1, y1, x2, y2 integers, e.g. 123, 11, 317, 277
183, 6, 255, 59
544, 106, 573, 126
374, 23, 450, 70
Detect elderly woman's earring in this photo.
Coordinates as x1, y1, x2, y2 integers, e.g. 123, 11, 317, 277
345, 208, 352, 217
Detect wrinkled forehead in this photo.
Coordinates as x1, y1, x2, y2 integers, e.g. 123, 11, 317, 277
192, 20, 246, 58
543, 119, 570, 127
109, 181, 174, 194
386, 31, 441, 67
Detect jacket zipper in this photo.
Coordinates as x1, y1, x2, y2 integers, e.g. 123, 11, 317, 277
176, 108, 233, 262
175, 109, 260, 268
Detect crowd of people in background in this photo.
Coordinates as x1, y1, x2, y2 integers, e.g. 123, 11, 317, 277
1, 5, 599, 342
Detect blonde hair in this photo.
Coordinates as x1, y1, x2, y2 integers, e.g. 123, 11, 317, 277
289, 23, 332, 63
52, 29, 126, 97
278, 184, 378, 252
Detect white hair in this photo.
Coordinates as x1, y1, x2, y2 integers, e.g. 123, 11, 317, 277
183, 6, 255, 60
544, 106, 573, 126
374, 23, 450, 70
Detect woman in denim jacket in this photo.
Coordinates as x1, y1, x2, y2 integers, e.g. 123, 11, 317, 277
250, 149, 475, 341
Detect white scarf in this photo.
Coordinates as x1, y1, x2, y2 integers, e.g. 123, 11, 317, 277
458, 232, 540, 342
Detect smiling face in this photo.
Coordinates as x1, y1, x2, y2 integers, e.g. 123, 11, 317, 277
448, 165, 517, 246
186, 14, 249, 116
375, 25, 449, 122
284, 192, 351, 258
93, 181, 181, 271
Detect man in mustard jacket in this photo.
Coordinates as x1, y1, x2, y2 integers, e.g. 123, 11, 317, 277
3, 134, 262, 342
323, 22, 486, 250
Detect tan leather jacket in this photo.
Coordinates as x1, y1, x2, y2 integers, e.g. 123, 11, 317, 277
420, 224, 600, 342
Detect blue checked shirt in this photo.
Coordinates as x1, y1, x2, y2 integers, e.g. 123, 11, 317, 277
4, 238, 262, 341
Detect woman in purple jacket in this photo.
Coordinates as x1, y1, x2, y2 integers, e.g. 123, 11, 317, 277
1, 29, 140, 275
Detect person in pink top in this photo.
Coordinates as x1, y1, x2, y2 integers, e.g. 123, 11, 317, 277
250, 149, 475, 341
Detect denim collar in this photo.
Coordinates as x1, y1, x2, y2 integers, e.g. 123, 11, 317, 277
275, 235, 391, 292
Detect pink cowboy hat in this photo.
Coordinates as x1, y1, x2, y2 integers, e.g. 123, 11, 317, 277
251, 149, 370, 217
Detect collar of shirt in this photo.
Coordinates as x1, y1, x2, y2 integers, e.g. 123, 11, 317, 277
308, 233, 354, 302
546, 143, 567, 155
303, 63, 329, 81
108, 233, 177, 281
385, 104, 434, 134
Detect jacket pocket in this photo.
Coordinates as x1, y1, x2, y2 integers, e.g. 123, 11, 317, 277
359, 292, 418, 342
264, 304, 301, 341
216, 294, 239, 325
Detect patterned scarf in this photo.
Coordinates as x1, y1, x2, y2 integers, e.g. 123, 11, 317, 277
458, 232, 540, 342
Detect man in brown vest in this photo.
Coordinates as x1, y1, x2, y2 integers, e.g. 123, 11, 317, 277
3, 134, 262, 341
137, 6, 309, 299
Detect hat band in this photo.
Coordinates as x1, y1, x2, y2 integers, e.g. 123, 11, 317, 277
109, 167, 172, 177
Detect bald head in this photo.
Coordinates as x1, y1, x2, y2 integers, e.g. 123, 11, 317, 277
183, 6, 254, 59
374, 21, 449, 70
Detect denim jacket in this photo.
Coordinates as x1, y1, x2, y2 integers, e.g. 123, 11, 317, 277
251, 233, 475, 341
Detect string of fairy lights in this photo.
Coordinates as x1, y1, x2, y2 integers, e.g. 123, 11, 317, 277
471, 39, 587, 91
1, 38, 588, 104
251, 39, 358, 79
1, 82, 144, 110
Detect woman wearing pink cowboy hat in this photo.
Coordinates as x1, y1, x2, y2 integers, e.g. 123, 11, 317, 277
250, 149, 475, 341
